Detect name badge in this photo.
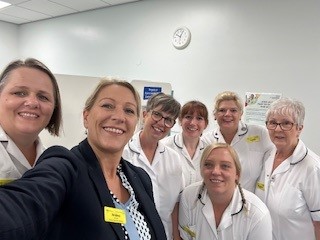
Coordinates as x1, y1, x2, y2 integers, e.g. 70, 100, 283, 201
246, 135, 260, 143
256, 181, 265, 191
104, 207, 126, 224
0, 179, 14, 185
181, 226, 196, 238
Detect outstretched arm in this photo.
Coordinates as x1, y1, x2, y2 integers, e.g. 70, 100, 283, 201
0, 146, 78, 240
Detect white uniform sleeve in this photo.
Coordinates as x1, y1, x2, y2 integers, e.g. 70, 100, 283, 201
305, 165, 320, 221
247, 210, 273, 240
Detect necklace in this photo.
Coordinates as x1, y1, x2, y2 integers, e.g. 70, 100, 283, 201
110, 190, 129, 240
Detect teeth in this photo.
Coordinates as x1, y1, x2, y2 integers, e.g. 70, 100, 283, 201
153, 127, 163, 132
19, 112, 38, 118
211, 179, 222, 183
104, 127, 123, 134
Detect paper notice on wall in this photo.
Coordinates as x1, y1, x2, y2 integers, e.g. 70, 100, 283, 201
244, 92, 282, 125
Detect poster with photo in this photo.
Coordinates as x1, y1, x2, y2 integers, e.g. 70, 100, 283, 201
244, 92, 282, 125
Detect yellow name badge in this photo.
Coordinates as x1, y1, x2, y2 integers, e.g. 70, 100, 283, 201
246, 135, 260, 143
104, 207, 126, 224
181, 226, 196, 238
256, 182, 265, 191
0, 179, 14, 186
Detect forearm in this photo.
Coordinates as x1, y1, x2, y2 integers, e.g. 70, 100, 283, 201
172, 202, 182, 240
313, 221, 320, 240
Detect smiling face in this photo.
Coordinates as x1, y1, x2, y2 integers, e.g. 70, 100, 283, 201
142, 106, 174, 141
267, 113, 301, 152
0, 67, 55, 142
214, 100, 242, 133
181, 111, 207, 139
201, 146, 239, 198
83, 84, 139, 155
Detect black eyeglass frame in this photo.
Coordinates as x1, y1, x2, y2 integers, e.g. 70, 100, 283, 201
151, 110, 176, 128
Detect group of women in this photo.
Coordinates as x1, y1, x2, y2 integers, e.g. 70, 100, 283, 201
0, 57, 319, 240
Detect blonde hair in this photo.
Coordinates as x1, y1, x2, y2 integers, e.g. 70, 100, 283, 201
84, 78, 141, 118
213, 91, 243, 115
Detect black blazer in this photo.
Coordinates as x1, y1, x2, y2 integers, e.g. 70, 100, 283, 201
0, 139, 167, 240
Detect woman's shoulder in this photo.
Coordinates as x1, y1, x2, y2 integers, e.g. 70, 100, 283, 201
242, 188, 270, 215
182, 181, 203, 198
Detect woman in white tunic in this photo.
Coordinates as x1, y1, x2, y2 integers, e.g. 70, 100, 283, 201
202, 91, 273, 192
123, 92, 184, 240
0, 58, 62, 184
255, 97, 320, 240
179, 143, 272, 240
162, 100, 208, 187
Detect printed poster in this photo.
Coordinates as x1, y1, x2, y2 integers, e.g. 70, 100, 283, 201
244, 92, 282, 125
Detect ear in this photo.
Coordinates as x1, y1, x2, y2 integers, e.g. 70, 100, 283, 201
213, 112, 217, 120
235, 172, 240, 183
297, 124, 303, 137
83, 110, 89, 129
142, 110, 148, 118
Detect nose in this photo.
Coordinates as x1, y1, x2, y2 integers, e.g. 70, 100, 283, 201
224, 109, 233, 116
190, 117, 197, 124
157, 117, 166, 126
211, 165, 221, 175
274, 124, 282, 131
24, 95, 39, 108
111, 107, 125, 122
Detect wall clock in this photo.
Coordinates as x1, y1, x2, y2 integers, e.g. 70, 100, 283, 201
172, 27, 191, 49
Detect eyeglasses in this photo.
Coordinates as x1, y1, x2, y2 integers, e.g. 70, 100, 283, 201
265, 120, 295, 131
151, 110, 175, 128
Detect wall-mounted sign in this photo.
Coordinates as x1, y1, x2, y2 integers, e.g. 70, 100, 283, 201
244, 92, 282, 125
143, 86, 162, 100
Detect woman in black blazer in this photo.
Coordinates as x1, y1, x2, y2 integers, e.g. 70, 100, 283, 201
0, 78, 167, 240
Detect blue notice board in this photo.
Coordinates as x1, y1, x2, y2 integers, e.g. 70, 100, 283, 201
143, 86, 162, 100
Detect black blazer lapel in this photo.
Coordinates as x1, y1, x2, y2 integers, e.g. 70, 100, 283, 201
74, 139, 126, 240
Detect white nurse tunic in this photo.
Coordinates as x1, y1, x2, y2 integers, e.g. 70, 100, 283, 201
123, 131, 185, 239
255, 140, 320, 240
179, 181, 272, 240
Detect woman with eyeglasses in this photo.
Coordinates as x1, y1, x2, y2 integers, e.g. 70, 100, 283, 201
123, 92, 184, 240
202, 91, 273, 192
162, 100, 209, 187
255, 97, 320, 240
179, 142, 272, 240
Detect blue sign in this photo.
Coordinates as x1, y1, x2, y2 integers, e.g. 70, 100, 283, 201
143, 86, 162, 100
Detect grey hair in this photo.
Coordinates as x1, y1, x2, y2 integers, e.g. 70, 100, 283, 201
266, 97, 305, 127
145, 92, 181, 120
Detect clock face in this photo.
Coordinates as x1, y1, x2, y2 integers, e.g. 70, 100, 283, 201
172, 27, 191, 49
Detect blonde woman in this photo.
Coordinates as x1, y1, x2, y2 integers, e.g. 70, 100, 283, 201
179, 143, 272, 240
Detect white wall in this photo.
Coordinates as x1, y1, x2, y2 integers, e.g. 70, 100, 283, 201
1, 0, 320, 154
0, 21, 18, 68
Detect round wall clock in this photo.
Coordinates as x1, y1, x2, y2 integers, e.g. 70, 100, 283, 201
172, 27, 191, 49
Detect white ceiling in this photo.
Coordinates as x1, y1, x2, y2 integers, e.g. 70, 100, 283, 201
0, 0, 141, 25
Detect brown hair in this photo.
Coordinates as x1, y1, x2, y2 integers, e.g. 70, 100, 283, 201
179, 100, 209, 125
